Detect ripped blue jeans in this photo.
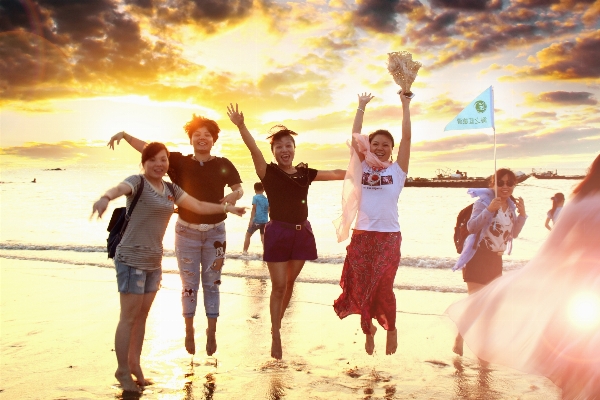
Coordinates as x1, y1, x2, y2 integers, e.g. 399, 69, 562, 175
175, 221, 226, 319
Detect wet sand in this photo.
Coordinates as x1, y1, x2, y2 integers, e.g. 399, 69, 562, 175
0, 258, 561, 399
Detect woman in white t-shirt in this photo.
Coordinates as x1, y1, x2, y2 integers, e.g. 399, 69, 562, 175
333, 91, 412, 356
92, 142, 245, 394
545, 192, 564, 231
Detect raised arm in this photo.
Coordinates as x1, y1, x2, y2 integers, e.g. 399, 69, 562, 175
179, 195, 246, 217
396, 91, 412, 173
107, 131, 147, 153
91, 182, 133, 219
351, 93, 375, 162
227, 103, 268, 180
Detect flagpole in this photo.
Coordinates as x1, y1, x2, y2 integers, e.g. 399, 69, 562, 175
494, 126, 497, 196
491, 86, 497, 197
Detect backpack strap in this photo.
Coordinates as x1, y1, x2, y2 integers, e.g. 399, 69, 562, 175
165, 181, 175, 197
120, 176, 145, 233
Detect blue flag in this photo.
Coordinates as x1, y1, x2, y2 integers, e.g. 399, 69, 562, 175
444, 86, 495, 131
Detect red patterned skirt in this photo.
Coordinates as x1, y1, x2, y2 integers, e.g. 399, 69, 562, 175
333, 231, 401, 334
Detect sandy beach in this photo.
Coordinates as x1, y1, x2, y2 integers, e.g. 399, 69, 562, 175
1, 257, 561, 399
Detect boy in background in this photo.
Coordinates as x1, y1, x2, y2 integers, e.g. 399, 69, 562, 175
243, 182, 269, 254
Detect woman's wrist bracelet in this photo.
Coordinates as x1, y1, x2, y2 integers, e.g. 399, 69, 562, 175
223, 203, 228, 213
357, 108, 365, 113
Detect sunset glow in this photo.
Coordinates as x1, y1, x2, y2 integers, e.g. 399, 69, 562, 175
1, 0, 599, 175
569, 292, 600, 330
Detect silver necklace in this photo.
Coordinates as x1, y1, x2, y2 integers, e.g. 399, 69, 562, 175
193, 155, 212, 166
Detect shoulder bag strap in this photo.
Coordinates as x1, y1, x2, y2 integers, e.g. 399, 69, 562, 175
165, 181, 175, 197
120, 176, 145, 235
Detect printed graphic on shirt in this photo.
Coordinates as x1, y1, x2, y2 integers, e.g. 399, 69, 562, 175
361, 172, 394, 186
482, 211, 513, 251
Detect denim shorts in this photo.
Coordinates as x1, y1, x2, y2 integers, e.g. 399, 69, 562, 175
115, 260, 162, 294
263, 220, 317, 262
247, 222, 266, 235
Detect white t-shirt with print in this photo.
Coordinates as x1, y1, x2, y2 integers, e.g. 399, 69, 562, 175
482, 207, 514, 252
355, 161, 406, 232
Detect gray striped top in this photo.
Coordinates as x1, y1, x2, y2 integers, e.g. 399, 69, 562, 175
116, 175, 187, 270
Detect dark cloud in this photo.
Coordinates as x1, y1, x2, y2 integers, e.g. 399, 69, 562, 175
514, 0, 595, 7
155, 0, 254, 32
353, 0, 422, 33
538, 91, 598, 105
0, 0, 199, 102
0, 32, 74, 101
125, 0, 154, 8
357, 0, 588, 70
520, 31, 600, 79
430, 0, 502, 10
413, 11, 458, 39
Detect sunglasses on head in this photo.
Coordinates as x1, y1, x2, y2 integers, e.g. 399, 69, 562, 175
497, 180, 515, 187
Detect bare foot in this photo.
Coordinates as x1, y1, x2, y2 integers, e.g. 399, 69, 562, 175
452, 335, 464, 357
185, 327, 195, 355
115, 367, 139, 392
386, 329, 397, 355
206, 328, 217, 356
128, 363, 145, 387
365, 324, 377, 355
271, 333, 282, 359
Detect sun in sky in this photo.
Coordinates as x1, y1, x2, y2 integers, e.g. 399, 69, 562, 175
1, 0, 599, 176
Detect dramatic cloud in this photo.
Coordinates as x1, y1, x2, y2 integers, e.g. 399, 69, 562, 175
430, 0, 502, 10
537, 91, 598, 105
353, 0, 423, 33
515, 31, 600, 80
353, 0, 592, 72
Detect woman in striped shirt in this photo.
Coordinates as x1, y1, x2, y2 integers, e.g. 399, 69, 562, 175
92, 142, 245, 393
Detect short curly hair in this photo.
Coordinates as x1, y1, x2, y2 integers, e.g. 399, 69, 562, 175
184, 114, 220, 142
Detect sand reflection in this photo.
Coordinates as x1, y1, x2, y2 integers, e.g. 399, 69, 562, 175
453, 357, 503, 399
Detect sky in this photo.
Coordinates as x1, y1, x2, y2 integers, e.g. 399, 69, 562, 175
1, 0, 599, 177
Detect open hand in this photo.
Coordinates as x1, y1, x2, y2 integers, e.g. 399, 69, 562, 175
107, 131, 126, 150
91, 197, 109, 219
358, 92, 374, 108
227, 103, 244, 127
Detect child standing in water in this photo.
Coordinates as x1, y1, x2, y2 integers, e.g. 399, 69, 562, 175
243, 182, 269, 254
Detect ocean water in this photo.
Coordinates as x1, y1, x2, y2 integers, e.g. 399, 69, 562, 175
0, 164, 584, 294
